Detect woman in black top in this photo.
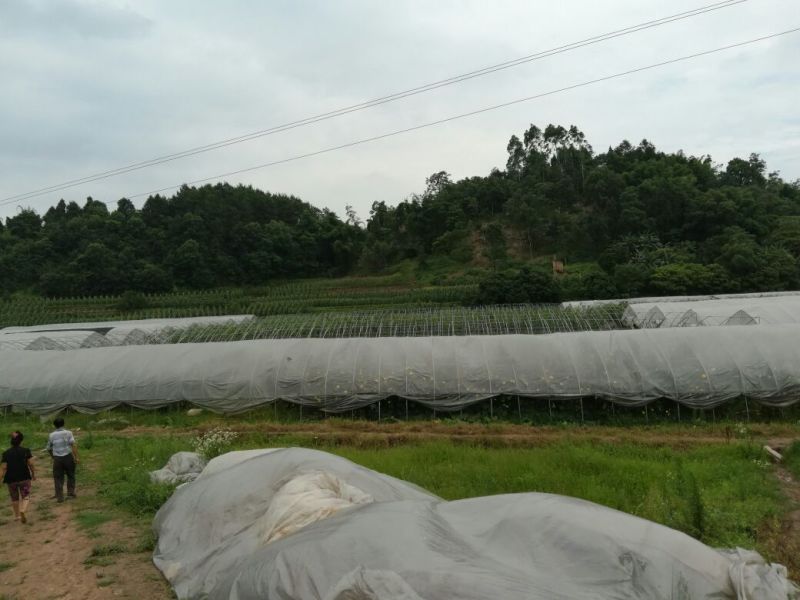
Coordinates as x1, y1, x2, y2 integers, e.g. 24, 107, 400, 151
1, 431, 36, 523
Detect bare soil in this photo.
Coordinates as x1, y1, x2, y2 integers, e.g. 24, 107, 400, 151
134, 419, 799, 449
0, 479, 171, 600
759, 439, 800, 579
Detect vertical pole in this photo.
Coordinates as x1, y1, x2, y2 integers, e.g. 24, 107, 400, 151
676, 401, 681, 422
299, 404, 303, 421
378, 399, 381, 422
548, 399, 553, 419
744, 395, 750, 422
405, 399, 409, 421
490, 398, 494, 419
645, 403, 649, 424
274, 399, 277, 421
517, 396, 522, 422
712, 407, 716, 423
579, 398, 584, 424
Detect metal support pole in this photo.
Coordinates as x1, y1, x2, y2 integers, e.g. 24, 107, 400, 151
744, 395, 750, 422
490, 398, 494, 419
378, 399, 381, 422
405, 399, 409, 421
548, 399, 553, 419
517, 396, 522, 422
645, 403, 649, 424
299, 404, 303, 421
579, 398, 584, 424
676, 401, 680, 422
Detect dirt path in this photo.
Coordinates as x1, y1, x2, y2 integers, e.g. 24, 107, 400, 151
760, 439, 800, 579
0, 480, 171, 600
116, 420, 800, 449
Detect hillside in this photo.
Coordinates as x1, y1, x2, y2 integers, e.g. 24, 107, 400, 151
2, 124, 799, 304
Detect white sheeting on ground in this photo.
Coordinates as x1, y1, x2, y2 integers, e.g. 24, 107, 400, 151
1, 325, 800, 414
149, 451, 207, 485
152, 448, 797, 600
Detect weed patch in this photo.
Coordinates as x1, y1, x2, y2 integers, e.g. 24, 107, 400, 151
90, 543, 127, 557
75, 511, 112, 531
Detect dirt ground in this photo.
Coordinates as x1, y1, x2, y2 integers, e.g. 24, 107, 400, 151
126, 419, 800, 449
0, 479, 171, 600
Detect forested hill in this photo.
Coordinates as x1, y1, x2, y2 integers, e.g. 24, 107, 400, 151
2, 124, 799, 301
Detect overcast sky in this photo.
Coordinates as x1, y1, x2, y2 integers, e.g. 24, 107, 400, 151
1, 0, 798, 222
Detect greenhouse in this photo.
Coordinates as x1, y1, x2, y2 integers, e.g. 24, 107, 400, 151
1, 324, 799, 414
621, 296, 800, 328
0, 315, 254, 350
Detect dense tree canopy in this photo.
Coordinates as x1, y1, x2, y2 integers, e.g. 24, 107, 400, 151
2, 125, 799, 299
0, 184, 363, 296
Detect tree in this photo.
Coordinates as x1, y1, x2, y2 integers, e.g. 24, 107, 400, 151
475, 267, 560, 304
169, 239, 214, 289
722, 153, 767, 187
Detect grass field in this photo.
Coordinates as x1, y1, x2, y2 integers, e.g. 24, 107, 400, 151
2, 409, 797, 579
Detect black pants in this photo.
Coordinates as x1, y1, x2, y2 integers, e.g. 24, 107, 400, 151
53, 454, 76, 500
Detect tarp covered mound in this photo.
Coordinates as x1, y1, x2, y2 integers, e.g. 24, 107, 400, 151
2, 325, 800, 414
152, 448, 797, 600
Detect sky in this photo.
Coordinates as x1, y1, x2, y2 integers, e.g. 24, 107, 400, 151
1, 0, 799, 222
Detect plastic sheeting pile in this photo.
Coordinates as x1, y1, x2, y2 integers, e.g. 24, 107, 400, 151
153, 448, 797, 600
149, 451, 207, 485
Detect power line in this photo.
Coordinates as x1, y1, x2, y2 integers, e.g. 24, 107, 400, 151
123, 28, 799, 202
1, 0, 747, 206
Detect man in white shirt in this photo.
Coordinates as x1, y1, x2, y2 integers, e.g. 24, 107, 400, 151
46, 417, 79, 502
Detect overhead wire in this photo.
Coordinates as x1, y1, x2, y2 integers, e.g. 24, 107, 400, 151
0, 0, 748, 206
123, 27, 800, 201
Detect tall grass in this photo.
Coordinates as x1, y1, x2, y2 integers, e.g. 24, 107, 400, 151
84, 432, 781, 551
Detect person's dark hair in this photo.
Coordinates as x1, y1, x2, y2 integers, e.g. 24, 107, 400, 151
53, 417, 65, 428
10, 431, 24, 446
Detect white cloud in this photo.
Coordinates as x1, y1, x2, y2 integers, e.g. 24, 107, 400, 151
1, 0, 799, 221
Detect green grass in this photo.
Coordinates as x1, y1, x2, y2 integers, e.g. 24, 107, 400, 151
75, 510, 113, 531
83, 431, 783, 552
0, 562, 14, 572
329, 440, 779, 549
89, 542, 127, 557
784, 441, 800, 478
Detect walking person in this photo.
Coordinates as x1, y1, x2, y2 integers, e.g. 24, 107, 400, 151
1, 431, 36, 523
47, 417, 78, 502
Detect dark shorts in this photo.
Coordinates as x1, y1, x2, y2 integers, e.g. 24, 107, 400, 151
7, 480, 31, 501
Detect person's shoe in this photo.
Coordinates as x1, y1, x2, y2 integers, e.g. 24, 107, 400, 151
20, 512, 26, 524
